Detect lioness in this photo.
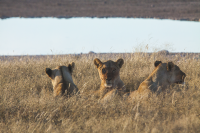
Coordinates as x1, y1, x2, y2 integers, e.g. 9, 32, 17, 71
45, 62, 78, 97
129, 61, 186, 100
94, 58, 126, 102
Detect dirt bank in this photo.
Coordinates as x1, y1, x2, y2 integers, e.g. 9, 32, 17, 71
0, 0, 200, 21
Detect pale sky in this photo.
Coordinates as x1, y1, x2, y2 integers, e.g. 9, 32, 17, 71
0, 18, 200, 55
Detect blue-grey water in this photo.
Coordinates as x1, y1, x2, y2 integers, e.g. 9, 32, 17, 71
0, 18, 200, 55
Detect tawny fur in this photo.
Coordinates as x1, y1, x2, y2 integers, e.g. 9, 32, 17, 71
45, 62, 78, 97
94, 58, 126, 102
129, 61, 186, 101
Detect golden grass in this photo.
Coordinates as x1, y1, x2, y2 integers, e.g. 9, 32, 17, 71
0, 53, 200, 133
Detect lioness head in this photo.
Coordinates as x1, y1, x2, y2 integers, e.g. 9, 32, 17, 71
94, 58, 124, 88
128, 60, 186, 101
154, 60, 186, 84
45, 62, 78, 96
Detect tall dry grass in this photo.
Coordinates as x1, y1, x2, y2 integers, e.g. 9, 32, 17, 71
0, 52, 200, 133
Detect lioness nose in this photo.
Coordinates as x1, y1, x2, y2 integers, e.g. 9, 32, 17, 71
106, 78, 112, 81
182, 73, 186, 79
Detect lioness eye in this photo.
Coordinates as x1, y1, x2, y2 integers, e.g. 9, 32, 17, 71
102, 68, 106, 74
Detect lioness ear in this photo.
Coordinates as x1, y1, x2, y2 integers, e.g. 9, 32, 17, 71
45, 68, 52, 78
68, 62, 75, 73
94, 58, 102, 68
154, 60, 162, 67
167, 62, 174, 71
116, 58, 124, 68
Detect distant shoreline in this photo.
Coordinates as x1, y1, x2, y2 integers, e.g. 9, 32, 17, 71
1, 52, 199, 62
0, 0, 199, 21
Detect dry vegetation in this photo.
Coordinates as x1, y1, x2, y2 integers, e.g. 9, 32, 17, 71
0, 52, 200, 133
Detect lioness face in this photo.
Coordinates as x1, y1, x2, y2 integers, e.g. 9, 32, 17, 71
94, 58, 124, 88
155, 61, 186, 85
168, 63, 186, 84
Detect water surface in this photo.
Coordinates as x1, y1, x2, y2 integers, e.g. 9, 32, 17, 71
0, 18, 199, 55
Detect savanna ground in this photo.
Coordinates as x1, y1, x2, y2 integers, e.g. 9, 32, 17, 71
0, 0, 200, 21
0, 52, 200, 133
